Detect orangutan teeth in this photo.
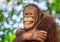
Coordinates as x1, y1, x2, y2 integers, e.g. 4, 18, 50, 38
25, 22, 30, 24
25, 21, 33, 25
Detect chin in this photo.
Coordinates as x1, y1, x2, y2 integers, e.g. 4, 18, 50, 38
24, 27, 31, 30
24, 26, 33, 30
24, 23, 35, 30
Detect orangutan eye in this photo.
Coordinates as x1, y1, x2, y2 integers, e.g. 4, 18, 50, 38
30, 13, 32, 15
25, 13, 28, 15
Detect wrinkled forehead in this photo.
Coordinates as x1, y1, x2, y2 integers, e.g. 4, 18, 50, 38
24, 6, 38, 12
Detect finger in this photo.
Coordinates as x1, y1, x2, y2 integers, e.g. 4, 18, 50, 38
37, 35, 47, 40
39, 31, 47, 34
38, 33, 47, 37
37, 31, 47, 36
39, 31, 47, 33
37, 38, 44, 42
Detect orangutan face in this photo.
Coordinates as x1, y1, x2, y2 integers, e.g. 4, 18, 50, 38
23, 6, 38, 30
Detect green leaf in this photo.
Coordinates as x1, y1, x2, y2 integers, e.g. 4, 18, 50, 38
6, 0, 10, 3
49, 0, 60, 13
17, 0, 22, 5
0, 10, 3, 14
0, 14, 4, 22
33, 0, 38, 2
9, 9, 14, 17
8, 33, 15, 42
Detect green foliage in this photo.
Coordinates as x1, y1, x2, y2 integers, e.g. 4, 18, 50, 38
49, 0, 60, 13
0, 28, 15, 42
0, 10, 4, 22
0, 14, 4, 22
0, 10, 3, 14
9, 8, 15, 17
1, 33, 15, 42
34, 0, 38, 2
6, 0, 10, 3
17, 0, 22, 5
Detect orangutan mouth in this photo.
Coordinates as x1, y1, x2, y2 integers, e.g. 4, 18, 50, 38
24, 21, 33, 25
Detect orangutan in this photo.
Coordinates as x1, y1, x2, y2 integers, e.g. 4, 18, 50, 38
13, 4, 58, 42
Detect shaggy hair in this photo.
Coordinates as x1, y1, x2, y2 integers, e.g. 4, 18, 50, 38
13, 4, 58, 42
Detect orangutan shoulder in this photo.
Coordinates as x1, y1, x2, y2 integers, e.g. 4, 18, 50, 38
16, 28, 24, 36
44, 14, 52, 17
43, 14, 53, 20
16, 28, 24, 34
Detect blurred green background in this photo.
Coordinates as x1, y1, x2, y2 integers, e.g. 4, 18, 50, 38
0, 0, 60, 42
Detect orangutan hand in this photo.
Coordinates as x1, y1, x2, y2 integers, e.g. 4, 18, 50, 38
22, 29, 47, 42
29, 29, 47, 42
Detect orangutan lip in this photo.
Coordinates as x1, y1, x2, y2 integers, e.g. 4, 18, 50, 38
24, 21, 33, 25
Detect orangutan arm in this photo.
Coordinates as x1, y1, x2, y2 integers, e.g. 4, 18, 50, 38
35, 14, 58, 42
27, 29, 47, 42
13, 28, 25, 42
13, 28, 47, 42
13, 29, 37, 42
46, 16, 58, 42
